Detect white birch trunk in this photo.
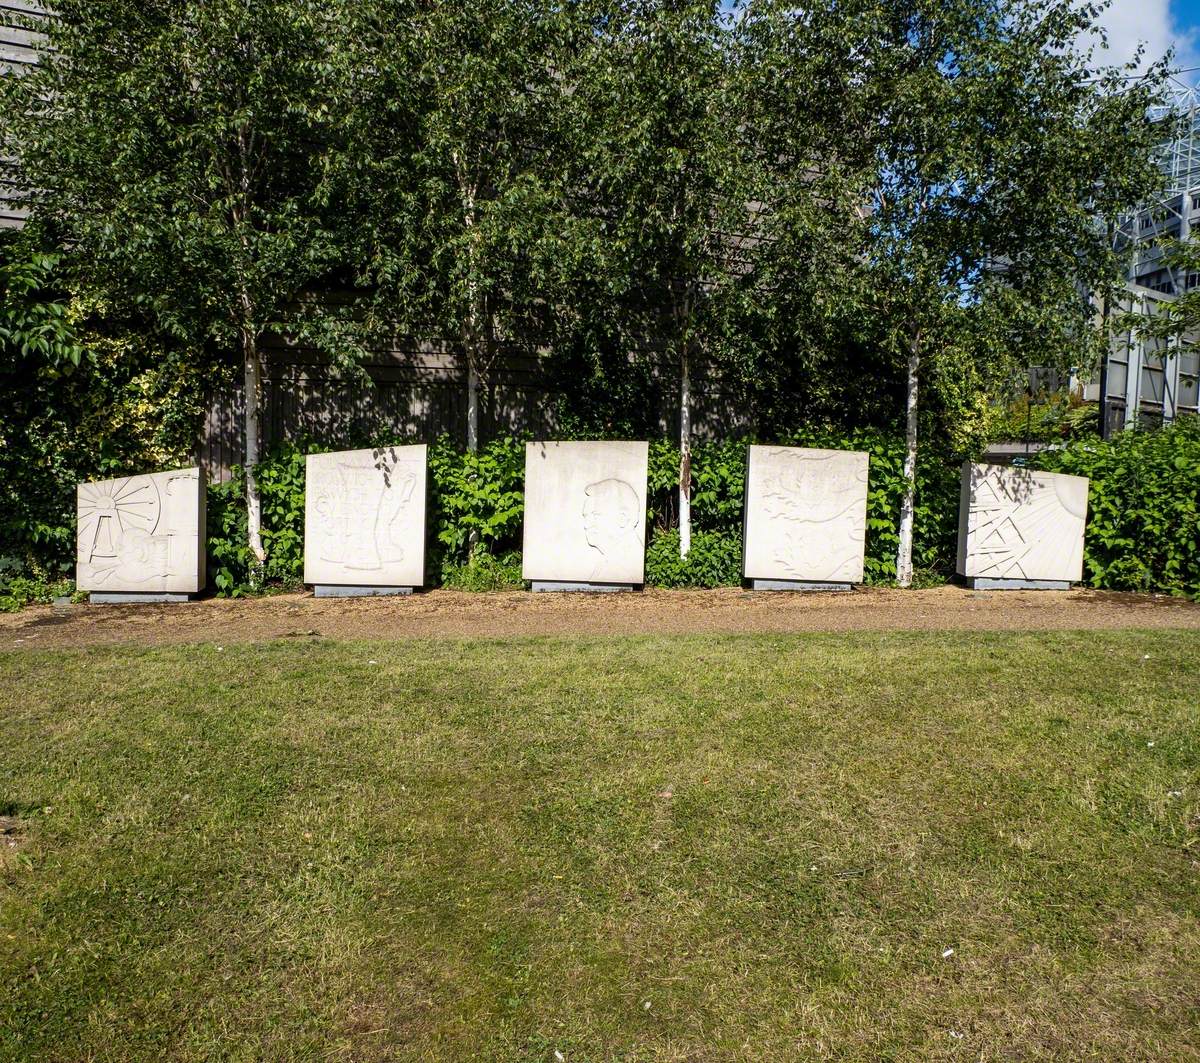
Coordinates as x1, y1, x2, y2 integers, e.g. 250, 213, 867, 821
895, 339, 920, 588
242, 332, 267, 567
457, 159, 482, 458
231, 137, 265, 571
678, 350, 692, 558
466, 360, 480, 454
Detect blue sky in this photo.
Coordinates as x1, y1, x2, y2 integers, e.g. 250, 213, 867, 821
1097, 0, 1200, 73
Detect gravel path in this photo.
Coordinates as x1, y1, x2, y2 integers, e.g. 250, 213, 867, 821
3, 586, 1199, 649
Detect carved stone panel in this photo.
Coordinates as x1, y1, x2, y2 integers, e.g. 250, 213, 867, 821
304, 445, 427, 588
522, 441, 649, 586
743, 446, 870, 584
76, 467, 206, 593
956, 463, 1088, 583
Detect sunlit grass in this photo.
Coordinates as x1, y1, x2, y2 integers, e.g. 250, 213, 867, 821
1, 631, 1198, 1061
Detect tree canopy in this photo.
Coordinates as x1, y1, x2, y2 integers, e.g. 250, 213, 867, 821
0, 0, 1170, 576
827, 0, 1166, 582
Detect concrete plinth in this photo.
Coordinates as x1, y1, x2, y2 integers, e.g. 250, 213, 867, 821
90, 592, 192, 604
750, 579, 852, 592
530, 581, 636, 593
313, 585, 414, 597
965, 577, 1071, 591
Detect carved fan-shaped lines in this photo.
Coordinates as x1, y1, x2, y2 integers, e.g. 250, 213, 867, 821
973, 502, 1027, 546
973, 489, 1066, 578
76, 486, 109, 555
110, 481, 160, 532
77, 479, 162, 564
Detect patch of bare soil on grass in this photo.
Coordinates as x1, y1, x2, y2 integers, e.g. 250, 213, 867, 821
2, 586, 1199, 649
0, 815, 27, 869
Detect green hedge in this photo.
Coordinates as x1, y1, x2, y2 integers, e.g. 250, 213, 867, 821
203, 430, 962, 595
646, 529, 744, 588
18, 419, 1200, 600
0, 559, 77, 612
1031, 416, 1200, 596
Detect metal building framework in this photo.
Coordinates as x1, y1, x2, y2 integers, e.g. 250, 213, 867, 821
1114, 73, 1200, 292
1104, 72, 1200, 431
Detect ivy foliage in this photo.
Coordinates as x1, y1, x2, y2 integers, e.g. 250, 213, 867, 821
646, 530, 744, 589
0, 556, 78, 613
0, 250, 82, 367
988, 390, 1100, 444
0, 236, 202, 577
439, 552, 524, 593
1032, 417, 1200, 596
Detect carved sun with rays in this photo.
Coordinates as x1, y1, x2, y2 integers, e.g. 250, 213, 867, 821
77, 478, 161, 563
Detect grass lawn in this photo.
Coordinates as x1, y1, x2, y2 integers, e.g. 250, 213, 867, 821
1, 631, 1198, 1062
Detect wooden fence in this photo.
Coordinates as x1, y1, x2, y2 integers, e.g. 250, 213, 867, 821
199, 341, 749, 482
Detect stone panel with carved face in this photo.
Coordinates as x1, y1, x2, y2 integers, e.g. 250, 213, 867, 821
522, 441, 648, 585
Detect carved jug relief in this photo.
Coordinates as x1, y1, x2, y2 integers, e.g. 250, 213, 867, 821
304, 446, 427, 587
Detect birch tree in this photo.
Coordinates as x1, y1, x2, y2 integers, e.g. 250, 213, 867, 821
854, 0, 1164, 584
356, 0, 574, 454
550, 1, 751, 556
0, 0, 368, 575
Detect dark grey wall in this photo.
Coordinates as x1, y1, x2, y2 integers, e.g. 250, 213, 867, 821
200, 343, 558, 481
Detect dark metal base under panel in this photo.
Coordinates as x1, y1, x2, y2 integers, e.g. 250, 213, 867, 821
313, 585, 414, 597
749, 579, 852, 592
530, 581, 636, 593
89, 592, 193, 604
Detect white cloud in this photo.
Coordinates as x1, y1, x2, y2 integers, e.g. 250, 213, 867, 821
1087, 0, 1200, 73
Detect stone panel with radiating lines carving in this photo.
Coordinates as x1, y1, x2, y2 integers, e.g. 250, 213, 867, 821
76, 468, 206, 593
956, 463, 1088, 583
